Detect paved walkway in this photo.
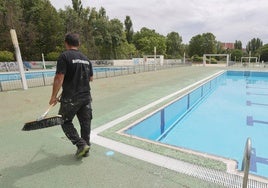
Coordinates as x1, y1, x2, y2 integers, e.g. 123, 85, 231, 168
1, 66, 267, 188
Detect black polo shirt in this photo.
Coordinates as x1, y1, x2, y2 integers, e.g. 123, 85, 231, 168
56, 49, 93, 102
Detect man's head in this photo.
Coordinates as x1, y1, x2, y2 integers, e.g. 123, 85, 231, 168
64, 33, 80, 48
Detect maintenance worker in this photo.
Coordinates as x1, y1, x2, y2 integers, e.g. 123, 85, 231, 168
49, 33, 93, 159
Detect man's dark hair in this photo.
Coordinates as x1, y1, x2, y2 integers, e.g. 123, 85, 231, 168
65, 33, 80, 47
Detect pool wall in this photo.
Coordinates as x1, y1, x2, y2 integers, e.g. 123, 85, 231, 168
125, 72, 225, 141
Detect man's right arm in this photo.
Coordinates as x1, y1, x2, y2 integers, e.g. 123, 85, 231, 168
49, 73, 64, 105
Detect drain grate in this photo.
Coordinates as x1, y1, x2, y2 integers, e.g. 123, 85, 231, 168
175, 163, 268, 188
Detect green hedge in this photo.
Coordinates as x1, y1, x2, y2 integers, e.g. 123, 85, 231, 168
46, 52, 60, 61
191, 55, 203, 62
0, 51, 14, 61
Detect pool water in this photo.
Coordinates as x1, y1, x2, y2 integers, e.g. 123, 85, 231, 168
0, 67, 126, 81
125, 71, 268, 178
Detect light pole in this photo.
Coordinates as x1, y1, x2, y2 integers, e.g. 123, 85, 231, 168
42, 53, 46, 70
10, 29, 28, 90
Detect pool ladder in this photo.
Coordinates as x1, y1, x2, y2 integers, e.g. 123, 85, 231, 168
242, 137, 252, 188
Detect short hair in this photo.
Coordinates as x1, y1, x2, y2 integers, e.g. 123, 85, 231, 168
65, 33, 80, 47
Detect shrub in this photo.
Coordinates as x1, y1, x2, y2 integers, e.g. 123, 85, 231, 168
208, 57, 217, 64
191, 55, 203, 62
46, 52, 60, 61
0, 51, 14, 62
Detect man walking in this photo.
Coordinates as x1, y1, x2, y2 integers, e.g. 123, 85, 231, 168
49, 33, 93, 159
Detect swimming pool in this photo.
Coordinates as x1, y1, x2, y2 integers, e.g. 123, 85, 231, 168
124, 70, 268, 178
0, 67, 127, 81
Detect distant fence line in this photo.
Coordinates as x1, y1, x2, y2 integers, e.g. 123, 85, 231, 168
0, 61, 57, 72
0, 58, 182, 72
0, 62, 191, 92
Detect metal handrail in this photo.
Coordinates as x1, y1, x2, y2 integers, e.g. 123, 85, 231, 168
242, 137, 252, 188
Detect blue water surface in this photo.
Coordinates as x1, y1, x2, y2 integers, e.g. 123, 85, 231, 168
0, 67, 126, 81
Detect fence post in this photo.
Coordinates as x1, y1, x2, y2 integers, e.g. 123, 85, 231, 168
42, 72, 46, 86
0, 81, 2, 92
95, 70, 98, 79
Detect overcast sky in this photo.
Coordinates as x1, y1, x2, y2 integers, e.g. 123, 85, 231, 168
50, 0, 268, 47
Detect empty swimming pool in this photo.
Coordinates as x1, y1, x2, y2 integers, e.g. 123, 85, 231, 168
124, 70, 268, 178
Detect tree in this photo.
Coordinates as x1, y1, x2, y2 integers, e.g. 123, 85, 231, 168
230, 49, 243, 61
234, 40, 242, 49
188, 33, 217, 57
116, 41, 137, 59
133, 27, 166, 56
92, 8, 112, 59
59, 3, 101, 59
18, 0, 64, 60
202, 32, 217, 54
246, 38, 263, 56
216, 41, 224, 54
36, 0, 64, 57
0, 0, 23, 52
124, 16, 134, 44
90, 8, 127, 59
188, 34, 204, 57
259, 44, 268, 62
166, 32, 183, 58
109, 18, 125, 59
98, 7, 107, 18
59, 7, 82, 33
0, 0, 63, 60
72, 0, 83, 16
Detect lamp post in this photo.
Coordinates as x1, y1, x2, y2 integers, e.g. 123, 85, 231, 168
42, 53, 46, 70
10, 29, 28, 90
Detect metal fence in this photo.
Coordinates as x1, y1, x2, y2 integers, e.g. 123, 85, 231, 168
228, 61, 268, 68
0, 63, 191, 92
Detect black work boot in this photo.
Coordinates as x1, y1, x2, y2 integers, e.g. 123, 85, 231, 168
83, 150, 89, 157
75, 145, 90, 159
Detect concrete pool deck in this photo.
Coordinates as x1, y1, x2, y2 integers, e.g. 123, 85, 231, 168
1, 66, 268, 188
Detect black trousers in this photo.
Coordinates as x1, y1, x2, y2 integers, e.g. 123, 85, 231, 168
59, 99, 92, 148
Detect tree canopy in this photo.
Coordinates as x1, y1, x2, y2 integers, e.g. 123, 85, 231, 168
133, 27, 166, 56
259, 44, 268, 62
124, 16, 133, 44
166, 32, 183, 58
246, 38, 263, 56
0, 0, 267, 61
188, 33, 217, 57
